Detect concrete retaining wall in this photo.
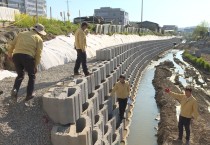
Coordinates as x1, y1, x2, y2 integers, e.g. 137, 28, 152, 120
43, 38, 180, 145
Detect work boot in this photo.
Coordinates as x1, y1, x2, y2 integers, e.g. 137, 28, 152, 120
74, 72, 81, 76
10, 89, 17, 103
25, 95, 34, 107
174, 138, 182, 144
25, 95, 34, 102
85, 72, 92, 77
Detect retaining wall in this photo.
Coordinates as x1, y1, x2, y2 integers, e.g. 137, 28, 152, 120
43, 38, 180, 145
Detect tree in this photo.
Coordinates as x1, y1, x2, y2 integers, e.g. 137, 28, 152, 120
192, 21, 209, 40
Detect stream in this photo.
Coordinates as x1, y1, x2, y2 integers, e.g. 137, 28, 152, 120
127, 49, 208, 145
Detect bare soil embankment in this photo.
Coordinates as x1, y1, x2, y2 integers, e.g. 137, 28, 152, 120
152, 61, 210, 145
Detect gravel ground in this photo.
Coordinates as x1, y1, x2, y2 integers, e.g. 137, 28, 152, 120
0, 60, 96, 145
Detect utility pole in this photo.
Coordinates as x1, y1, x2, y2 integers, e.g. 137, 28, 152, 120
67, 0, 70, 21
36, 0, 38, 23
50, 6, 52, 20
141, 0, 143, 22
79, 10, 81, 23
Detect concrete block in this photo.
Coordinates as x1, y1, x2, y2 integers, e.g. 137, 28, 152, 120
51, 115, 92, 145
43, 86, 82, 125
116, 55, 120, 66
68, 78, 88, 104
101, 79, 110, 97
98, 63, 106, 81
103, 96, 113, 117
105, 49, 112, 60
107, 74, 113, 91
112, 132, 121, 145
99, 104, 108, 125
116, 124, 124, 141
88, 92, 100, 116
92, 127, 103, 145
112, 104, 120, 124
110, 47, 115, 59
102, 61, 110, 76
113, 57, 117, 69
108, 116, 116, 136
91, 67, 101, 87
82, 100, 95, 128
86, 73, 95, 95
109, 59, 114, 72
94, 84, 105, 105
112, 70, 117, 85
94, 113, 104, 135
103, 122, 113, 145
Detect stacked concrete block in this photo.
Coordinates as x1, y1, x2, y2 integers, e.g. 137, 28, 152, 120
94, 113, 104, 135
112, 132, 121, 145
98, 64, 106, 81
107, 74, 113, 91
102, 61, 111, 76
43, 86, 82, 125
99, 104, 108, 125
88, 92, 100, 117
51, 115, 92, 145
48, 38, 179, 145
103, 97, 113, 117
109, 59, 114, 73
91, 67, 101, 87
86, 73, 95, 95
68, 78, 88, 104
104, 49, 112, 60
101, 79, 109, 97
82, 100, 95, 128
94, 84, 105, 105
92, 127, 103, 145
113, 57, 117, 69
116, 124, 124, 142
108, 116, 117, 136
112, 70, 117, 85
112, 104, 120, 124
103, 123, 113, 145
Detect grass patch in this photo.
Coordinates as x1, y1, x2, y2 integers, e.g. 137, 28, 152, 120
14, 14, 80, 35
183, 51, 210, 72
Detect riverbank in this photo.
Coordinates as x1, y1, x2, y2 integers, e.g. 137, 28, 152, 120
152, 59, 210, 145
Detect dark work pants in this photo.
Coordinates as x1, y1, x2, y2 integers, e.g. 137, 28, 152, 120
74, 49, 88, 75
178, 116, 191, 141
12, 54, 36, 97
118, 98, 128, 120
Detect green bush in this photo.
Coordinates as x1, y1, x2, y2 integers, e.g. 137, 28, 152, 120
183, 51, 210, 72
14, 14, 79, 35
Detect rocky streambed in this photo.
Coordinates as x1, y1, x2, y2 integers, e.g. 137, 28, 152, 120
152, 56, 210, 145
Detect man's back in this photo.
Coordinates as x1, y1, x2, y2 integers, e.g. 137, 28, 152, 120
12, 31, 42, 57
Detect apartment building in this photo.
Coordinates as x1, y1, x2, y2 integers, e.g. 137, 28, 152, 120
0, 0, 46, 16
94, 7, 129, 25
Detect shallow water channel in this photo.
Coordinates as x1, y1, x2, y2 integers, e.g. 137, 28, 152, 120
127, 50, 186, 145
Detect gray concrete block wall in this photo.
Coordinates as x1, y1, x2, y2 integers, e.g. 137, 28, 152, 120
43, 38, 179, 145
51, 115, 92, 145
43, 86, 82, 125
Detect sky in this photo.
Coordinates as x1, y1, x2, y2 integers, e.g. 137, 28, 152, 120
46, 0, 210, 28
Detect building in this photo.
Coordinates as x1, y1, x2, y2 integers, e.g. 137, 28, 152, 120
0, 0, 46, 16
162, 25, 178, 32
94, 7, 129, 25
137, 21, 160, 32
73, 16, 104, 24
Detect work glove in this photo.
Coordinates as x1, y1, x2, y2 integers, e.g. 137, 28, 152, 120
165, 88, 170, 93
